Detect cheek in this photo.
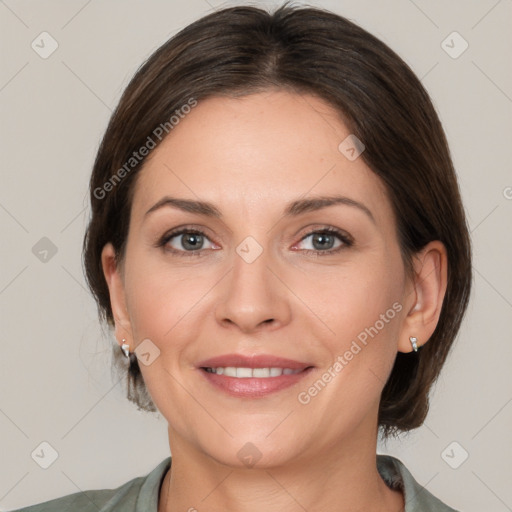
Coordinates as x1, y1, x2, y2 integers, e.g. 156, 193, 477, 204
121, 255, 208, 414
122, 251, 209, 349
309, 255, 406, 383
293, 263, 405, 427
302, 257, 405, 343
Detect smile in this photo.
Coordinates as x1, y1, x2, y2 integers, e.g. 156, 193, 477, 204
203, 367, 303, 377
199, 365, 314, 397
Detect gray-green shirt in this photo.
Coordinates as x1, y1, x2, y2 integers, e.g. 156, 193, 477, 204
9, 454, 459, 511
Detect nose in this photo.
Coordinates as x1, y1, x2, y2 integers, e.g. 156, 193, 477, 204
215, 244, 292, 333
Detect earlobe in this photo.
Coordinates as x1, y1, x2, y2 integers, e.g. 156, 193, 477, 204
397, 241, 448, 353
101, 243, 133, 347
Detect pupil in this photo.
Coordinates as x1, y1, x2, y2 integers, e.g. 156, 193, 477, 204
313, 233, 333, 250
183, 234, 203, 250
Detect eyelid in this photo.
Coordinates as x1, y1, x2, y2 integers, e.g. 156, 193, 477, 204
157, 224, 353, 257
296, 225, 353, 243
291, 226, 353, 252
156, 225, 219, 255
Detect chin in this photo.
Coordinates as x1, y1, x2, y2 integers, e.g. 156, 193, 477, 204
198, 431, 304, 470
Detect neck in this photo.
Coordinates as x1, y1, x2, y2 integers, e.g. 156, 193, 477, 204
158, 426, 404, 512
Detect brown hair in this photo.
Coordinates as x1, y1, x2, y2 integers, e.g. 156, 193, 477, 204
82, 2, 472, 437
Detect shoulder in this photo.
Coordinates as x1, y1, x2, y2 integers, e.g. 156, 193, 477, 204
8, 457, 171, 512
377, 454, 460, 512
8, 487, 131, 512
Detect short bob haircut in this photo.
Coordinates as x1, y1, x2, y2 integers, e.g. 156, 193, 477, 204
82, 2, 472, 438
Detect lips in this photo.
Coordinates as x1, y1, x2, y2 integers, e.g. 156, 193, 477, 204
197, 353, 314, 398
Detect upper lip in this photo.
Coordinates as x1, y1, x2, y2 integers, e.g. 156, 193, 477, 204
197, 354, 313, 370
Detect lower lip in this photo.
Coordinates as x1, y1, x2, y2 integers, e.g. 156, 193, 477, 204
199, 367, 314, 398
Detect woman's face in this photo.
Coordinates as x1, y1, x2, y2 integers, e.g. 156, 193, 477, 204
106, 90, 417, 467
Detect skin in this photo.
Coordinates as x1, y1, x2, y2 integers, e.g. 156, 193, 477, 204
102, 90, 447, 512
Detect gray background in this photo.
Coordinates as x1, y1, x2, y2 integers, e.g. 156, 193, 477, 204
1, 0, 511, 510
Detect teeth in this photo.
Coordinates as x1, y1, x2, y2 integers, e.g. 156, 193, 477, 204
236, 367, 252, 378
205, 367, 303, 378
253, 368, 270, 378
224, 367, 237, 377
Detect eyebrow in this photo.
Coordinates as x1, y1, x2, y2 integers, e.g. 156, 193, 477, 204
144, 194, 375, 224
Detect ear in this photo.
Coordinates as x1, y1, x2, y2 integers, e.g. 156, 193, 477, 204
101, 243, 133, 349
397, 240, 448, 353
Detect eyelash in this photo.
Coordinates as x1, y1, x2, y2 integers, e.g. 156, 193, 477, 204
156, 226, 353, 258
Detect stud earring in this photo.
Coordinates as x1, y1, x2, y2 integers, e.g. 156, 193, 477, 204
409, 336, 419, 352
121, 339, 130, 357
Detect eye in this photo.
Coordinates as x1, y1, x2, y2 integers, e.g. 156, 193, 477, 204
293, 227, 353, 255
158, 228, 218, 256
156, 226, 352, 257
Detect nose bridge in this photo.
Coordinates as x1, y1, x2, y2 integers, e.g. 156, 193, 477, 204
215, 235, 291, 331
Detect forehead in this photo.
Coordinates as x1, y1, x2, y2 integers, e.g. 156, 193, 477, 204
131, 91, 392, 224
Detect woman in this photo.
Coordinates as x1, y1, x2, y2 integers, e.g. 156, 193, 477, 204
12, 3, 471, 511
